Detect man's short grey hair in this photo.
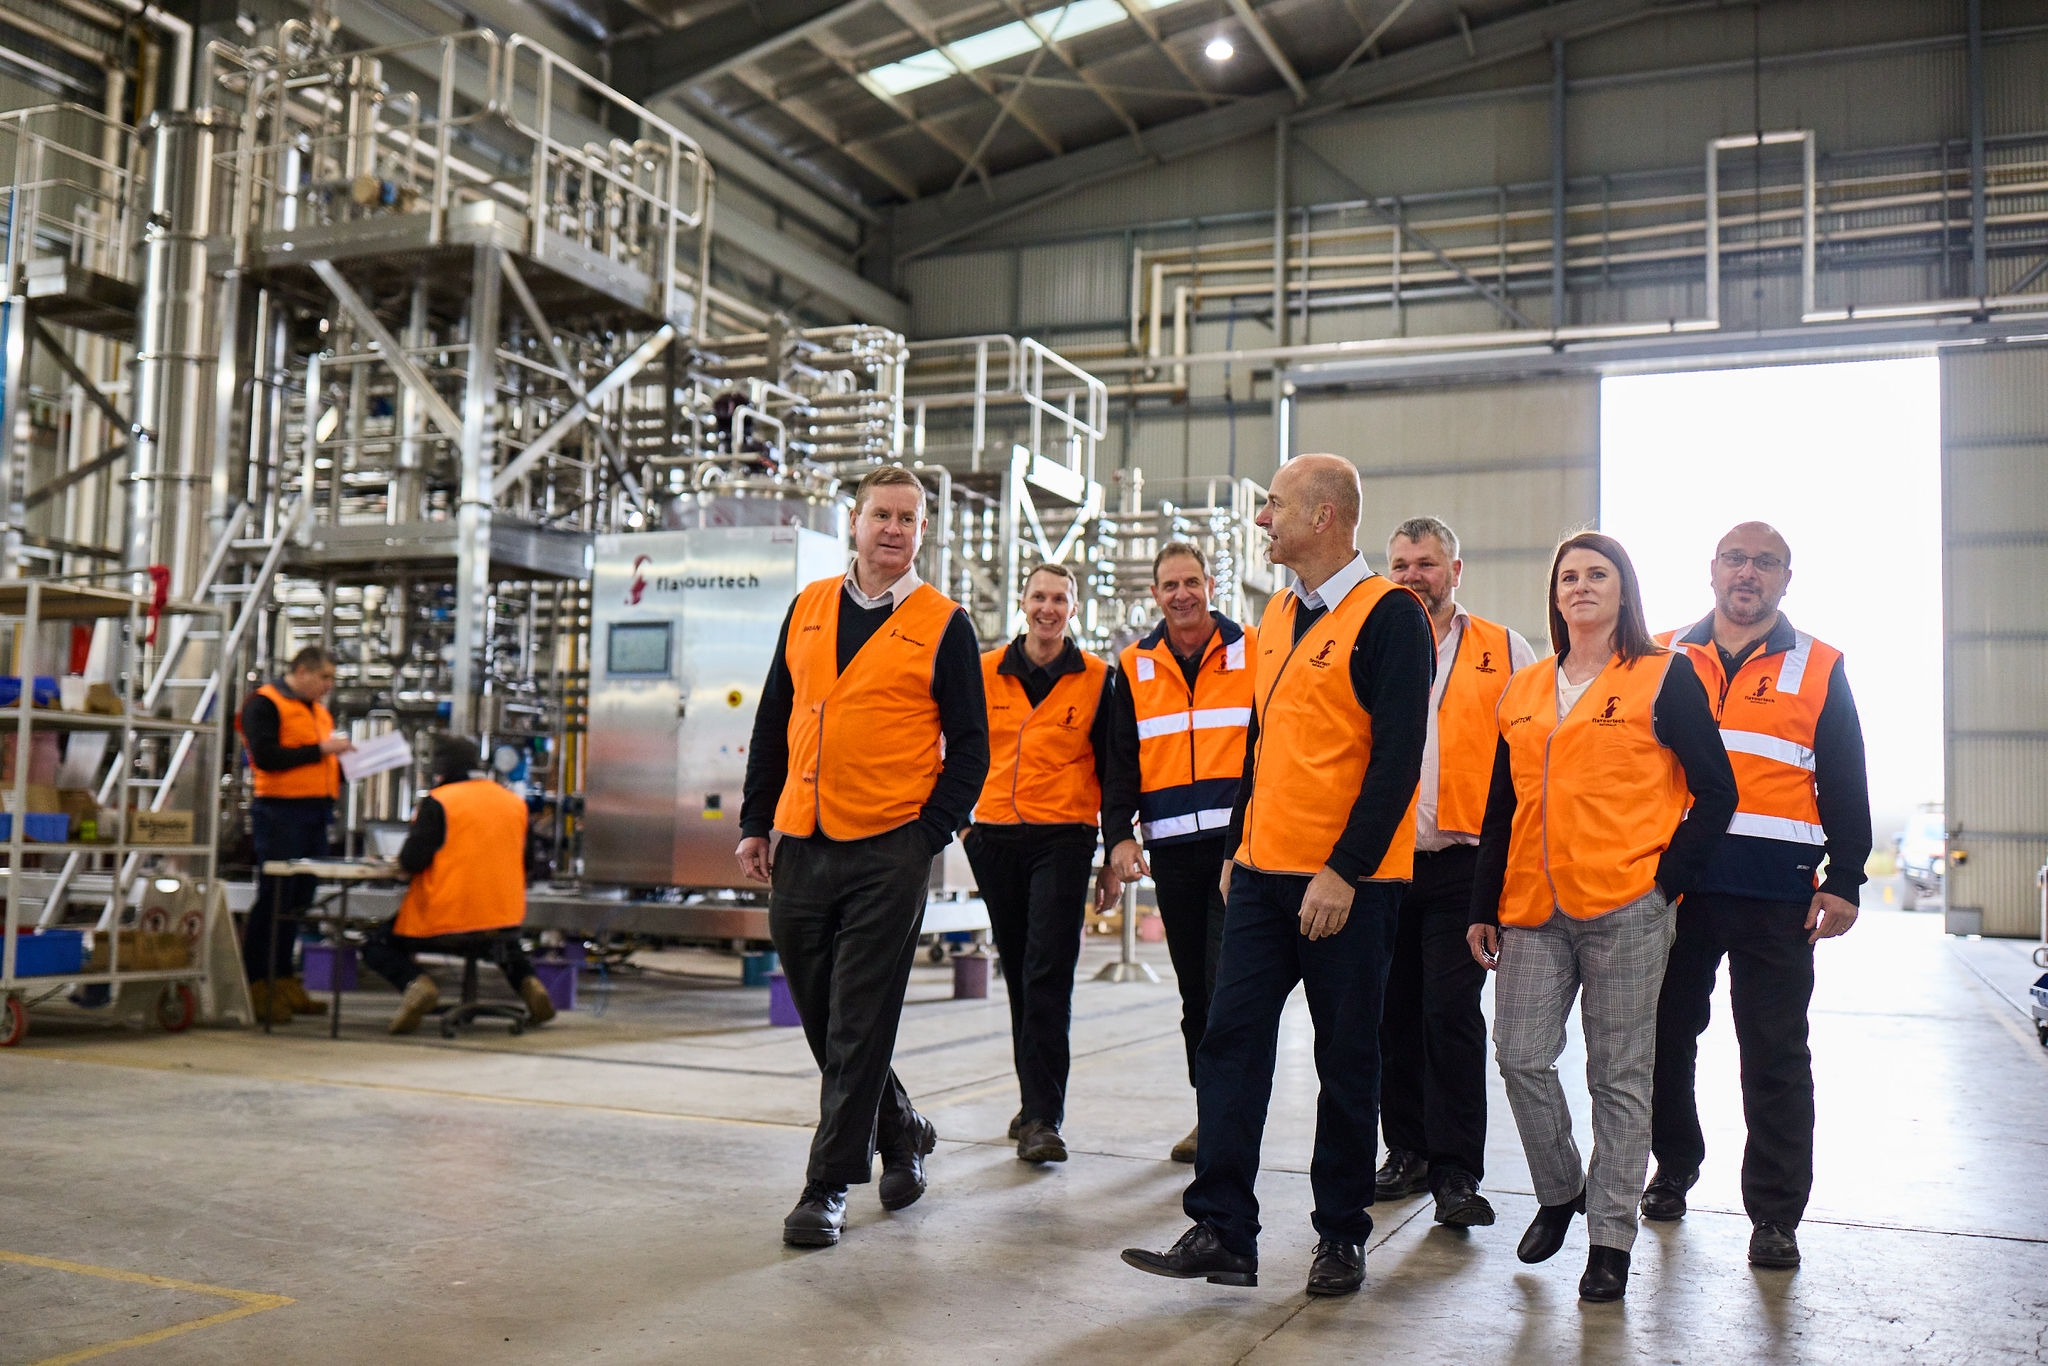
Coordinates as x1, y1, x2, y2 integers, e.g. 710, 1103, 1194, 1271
1389, 516, 1459, 561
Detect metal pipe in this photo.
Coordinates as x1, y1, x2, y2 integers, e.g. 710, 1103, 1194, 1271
1968, 0, 1987, 299
1272, 115, 1289, 468
1551, 37, 1567, 327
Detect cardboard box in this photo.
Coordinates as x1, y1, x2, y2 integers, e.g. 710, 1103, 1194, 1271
55, 789, 98, 838
129, 809, 195, 845
87, 930, 191, 972
23, 782, 59, 814
83, 683, 123, 716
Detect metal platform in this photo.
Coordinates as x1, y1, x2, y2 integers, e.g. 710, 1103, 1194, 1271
292, 517, 593, 580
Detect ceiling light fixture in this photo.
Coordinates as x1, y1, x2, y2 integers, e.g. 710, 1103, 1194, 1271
1204, 33, 1234, 61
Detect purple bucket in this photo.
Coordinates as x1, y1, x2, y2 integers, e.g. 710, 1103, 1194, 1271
952, 953, 990, 1000
767, 971, 802, 1027
531, 959, 577, 1011
301, 943, 357, 992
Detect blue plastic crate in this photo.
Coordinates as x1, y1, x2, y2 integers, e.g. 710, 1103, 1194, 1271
0, 813, 71, 842
0, 677, 60, 708
10, 929, 85, 977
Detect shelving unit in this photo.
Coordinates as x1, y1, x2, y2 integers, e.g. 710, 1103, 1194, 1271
0, 581, 222, 1045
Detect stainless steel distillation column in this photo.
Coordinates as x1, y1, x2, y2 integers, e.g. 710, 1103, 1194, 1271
452, 244, 503, 735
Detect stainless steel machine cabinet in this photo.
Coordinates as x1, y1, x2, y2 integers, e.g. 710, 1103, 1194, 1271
584, 526, 845, 887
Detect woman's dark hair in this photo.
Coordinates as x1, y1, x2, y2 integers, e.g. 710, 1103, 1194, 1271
1546, 530, 1657, 664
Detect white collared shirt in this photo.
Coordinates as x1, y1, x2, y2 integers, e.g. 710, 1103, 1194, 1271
1414, 604, 1536, 852
1291, 552, 1371, 612
842, 563, 923, 611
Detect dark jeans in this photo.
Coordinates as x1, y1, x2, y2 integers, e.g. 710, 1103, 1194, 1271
770, 824, 933, 1188
1184, 868, 1401, 1257
965, 827, 1093, 1127
1379, 843, 1489, 1187
1651, 892, 1817, 1226
245, 797, 332, 983
1150, 836, 1228, 1086
361, 922, 536, 992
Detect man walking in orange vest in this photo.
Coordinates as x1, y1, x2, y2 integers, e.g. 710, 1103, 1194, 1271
367, 735, 555, 1033
239, 646, 353, 1024
1102, 541, 1256, 1163
1122, 454, 1433, 1297
966, 561, 1114, 1165
1375, 516, 1535, 1227
1645, 522, 1870, 1270
738, 465, 989, 1249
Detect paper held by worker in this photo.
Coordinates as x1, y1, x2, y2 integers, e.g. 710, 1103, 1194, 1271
340, 731, 412, 783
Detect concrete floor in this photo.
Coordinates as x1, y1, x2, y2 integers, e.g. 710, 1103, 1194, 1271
2, 878, 2044, 1364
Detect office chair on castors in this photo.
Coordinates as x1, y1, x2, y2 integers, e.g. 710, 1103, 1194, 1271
437, 933, 532, 1038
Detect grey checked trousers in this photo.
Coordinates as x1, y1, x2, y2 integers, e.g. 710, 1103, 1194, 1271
1493, 889, 1676, 1251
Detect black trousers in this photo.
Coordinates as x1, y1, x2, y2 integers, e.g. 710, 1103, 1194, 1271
244, 797, 331, 983
1184, 869, 1401, 1256
770, 824, 933, 1187
1650, 892, 1817, 1226
1150, 836, 1228, 1087
964, 827, 1094, 1127
1378, 843, 1489, 1187
362, 922, 536, 992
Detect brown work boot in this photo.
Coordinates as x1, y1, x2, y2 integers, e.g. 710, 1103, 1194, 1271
1170, 1124, 1199, 1164
283, 976, 326, 1015
389, 976, 439, 1034
247, 980, 293, 1026
518, 975, 557, 1026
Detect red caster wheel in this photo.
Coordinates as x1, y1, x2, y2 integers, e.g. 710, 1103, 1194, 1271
1, 995, 26, 1047
156, 983, 196, 1033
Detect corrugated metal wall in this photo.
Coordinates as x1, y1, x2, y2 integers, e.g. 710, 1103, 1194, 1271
1939, 343, 2048, 938
1294, 379, 1596, 646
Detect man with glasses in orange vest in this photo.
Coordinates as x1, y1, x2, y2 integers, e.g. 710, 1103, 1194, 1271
738, 465, 989, 1250
967, 561, 1114, 1166
1644, 522, 1870, 1271
238, 646, 354, 1024
1102, 541, 1256, 1163
1123, 454, 1433, 1298
1375, 516, 1535, 1228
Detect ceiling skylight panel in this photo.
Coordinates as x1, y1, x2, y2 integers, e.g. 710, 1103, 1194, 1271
862, 0, 1188, 99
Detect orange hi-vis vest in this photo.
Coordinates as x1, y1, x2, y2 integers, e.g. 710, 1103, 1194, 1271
974, 646, 1107, 825
1656, 622, 1840, 852
395, 779, 529, 938
1236, 575, 1420, 879
1119, 615, 1256, 846
1434, 613, 1517, 838
1494, 651, 1687, 927
247, 683, 340, 799
773, 576, 960, 841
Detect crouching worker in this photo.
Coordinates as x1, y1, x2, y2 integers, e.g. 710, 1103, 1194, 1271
363, 735, 556, 1034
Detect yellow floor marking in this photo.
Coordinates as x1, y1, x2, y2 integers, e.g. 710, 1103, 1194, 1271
0, 1249, 293, 1365
2, 1049, 811, 1132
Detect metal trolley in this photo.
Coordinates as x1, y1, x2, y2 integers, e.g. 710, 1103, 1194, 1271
0, 583, 221, 1045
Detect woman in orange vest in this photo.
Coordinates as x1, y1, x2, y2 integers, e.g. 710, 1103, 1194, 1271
364, 735, 554, 1034
966, 562, 1114, 1166
1465, 531, 1735, 1304
238, 646, 354, 1024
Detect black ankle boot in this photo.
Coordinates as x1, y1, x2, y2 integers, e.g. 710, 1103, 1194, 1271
1579, 1245, 1630, 1302
1516, 1189, 1587, 1264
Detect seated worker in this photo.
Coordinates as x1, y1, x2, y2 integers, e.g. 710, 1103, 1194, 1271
362, 735, 556, 1034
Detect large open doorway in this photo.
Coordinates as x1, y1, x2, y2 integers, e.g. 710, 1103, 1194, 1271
1599, 358, 1943, 851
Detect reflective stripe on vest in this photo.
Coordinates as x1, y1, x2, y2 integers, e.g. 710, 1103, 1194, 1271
1434, 614, 1516, 837
1656, 626, 1839, 852
1494, 651, 1687, 927
248, 683, 340, 799
974, 647, 1107, 825
394, 779, 529, 938
1237, 578, 1419, 879
772, 577, 959, 841
1119, 620, 1257, 848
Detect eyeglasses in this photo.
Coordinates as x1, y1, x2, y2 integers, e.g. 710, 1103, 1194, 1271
1717, 551, 1785, 573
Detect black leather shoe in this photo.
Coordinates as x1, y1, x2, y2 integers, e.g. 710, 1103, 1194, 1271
1516, 1189, 1586, 1264
1017, 1120, 1067, 1164
1432, 1171, 1496, 1227
1640, 1165, 1698, 1222
1305, 1238, 1365, 1296
1007, 1110, 1023, 1141
1748, 1220, 1801, 1268
878, 1113, 937, 1211
1373, 1148, 1431, 1199
783, 1182, 847, 1247
1121, 1223, 1259, 1287
1578, 1245, 1630, 1302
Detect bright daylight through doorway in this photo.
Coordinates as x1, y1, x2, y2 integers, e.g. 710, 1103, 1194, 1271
1600, 358, 1943, 851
